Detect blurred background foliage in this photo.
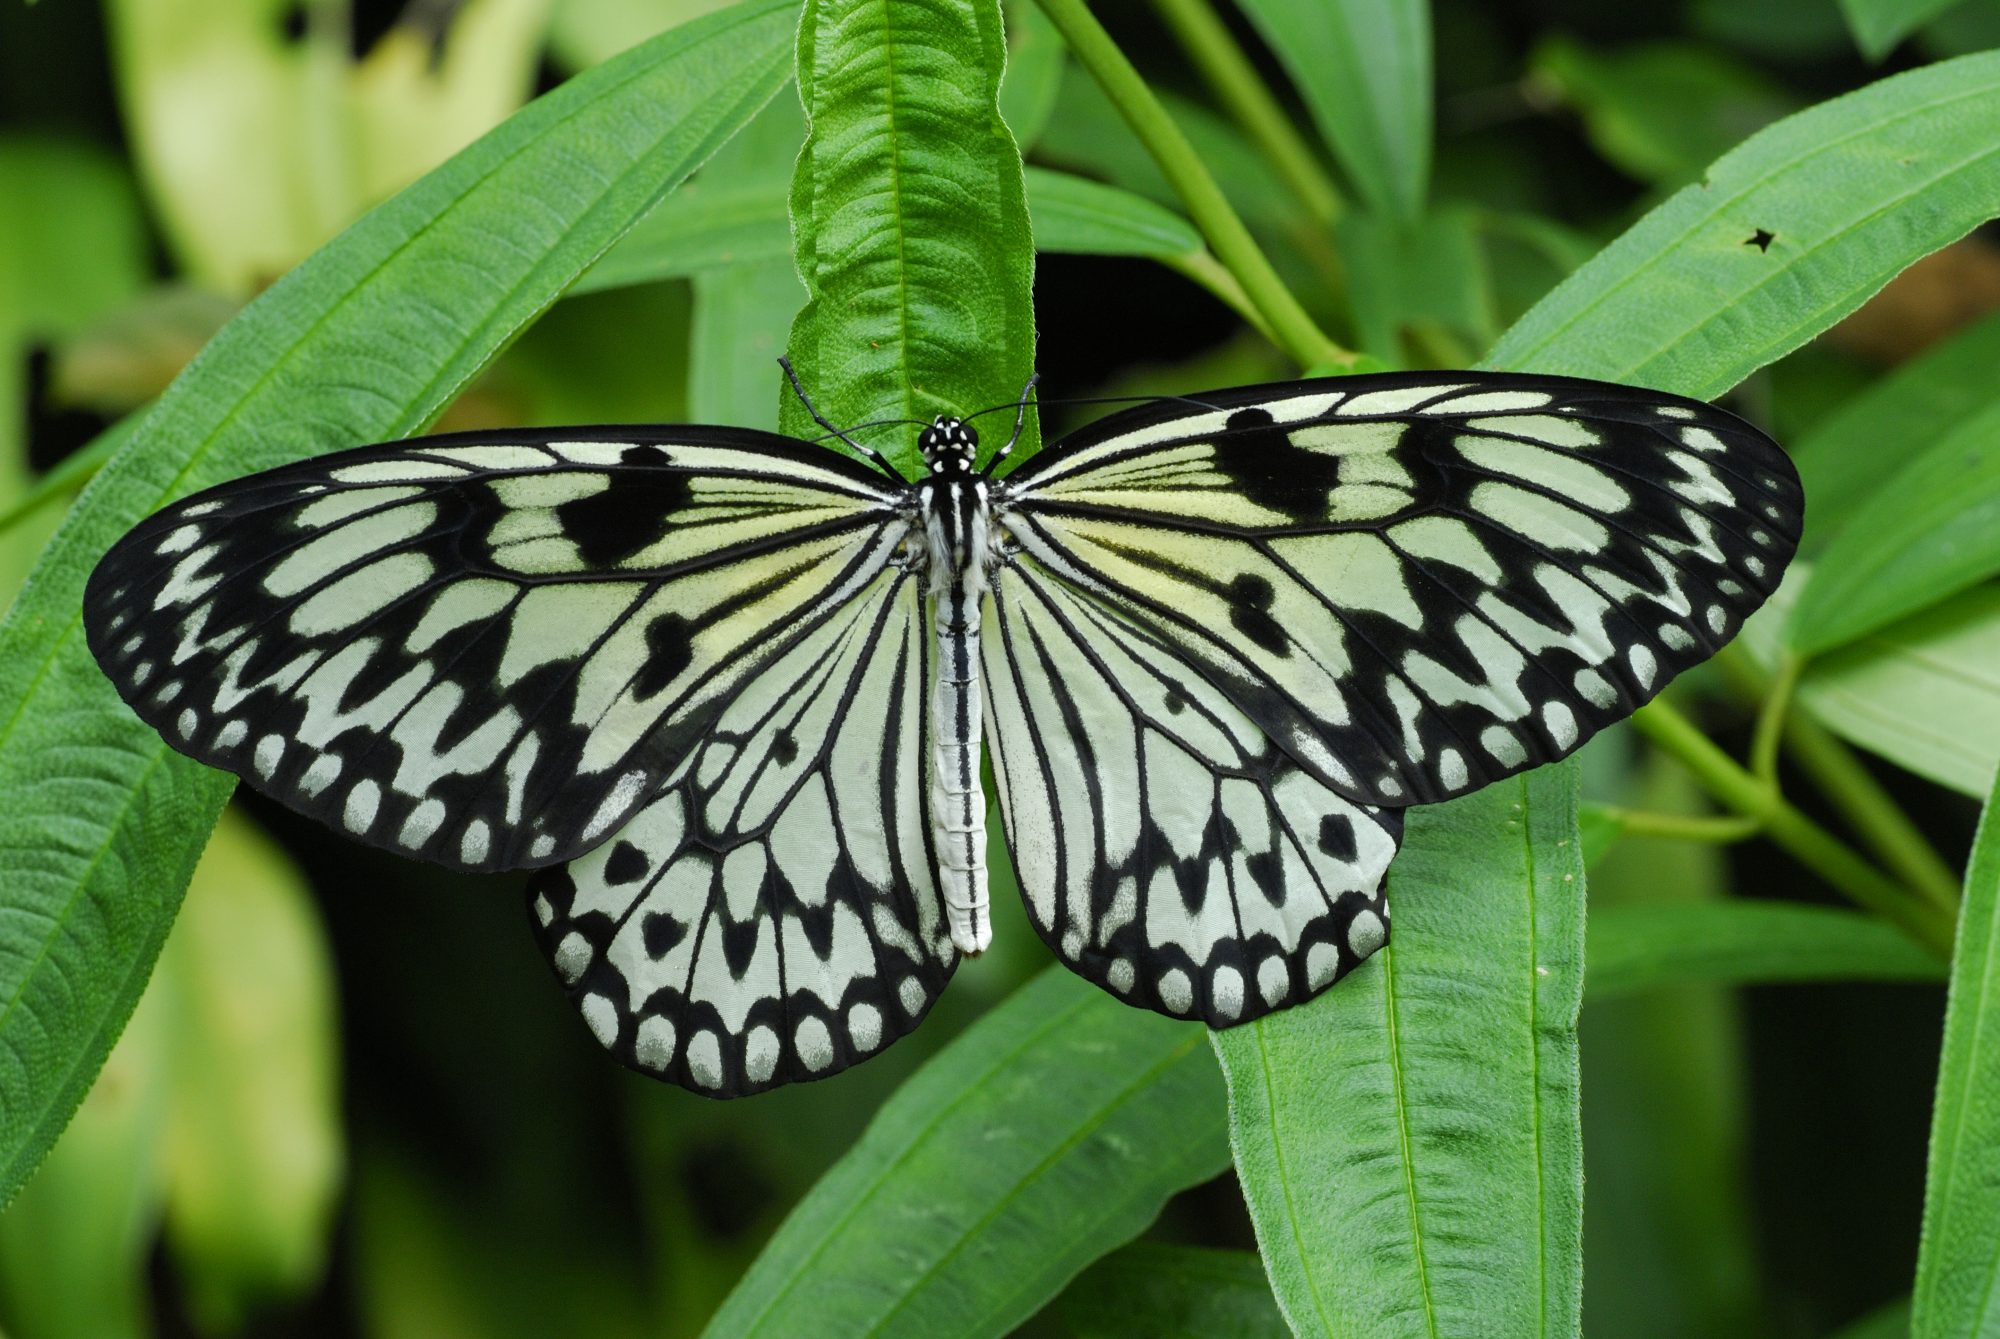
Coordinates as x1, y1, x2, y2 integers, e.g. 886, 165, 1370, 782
0, 0, 1995, 1335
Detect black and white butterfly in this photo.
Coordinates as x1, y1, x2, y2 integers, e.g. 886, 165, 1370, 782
84, 369, 1801, 1096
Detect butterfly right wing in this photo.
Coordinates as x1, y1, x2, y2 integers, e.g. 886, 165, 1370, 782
84, 426, 907, 873
983, 556, 1403, 1028
528, 565, 956, 1097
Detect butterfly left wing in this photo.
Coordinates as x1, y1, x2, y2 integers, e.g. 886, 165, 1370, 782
999, 372, 1801, 809
528, 566, 956, 1096
983, 555, 1401, 1027
83, 426, 906, 873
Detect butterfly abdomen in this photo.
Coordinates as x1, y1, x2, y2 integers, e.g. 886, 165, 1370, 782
918, 457, 994, 955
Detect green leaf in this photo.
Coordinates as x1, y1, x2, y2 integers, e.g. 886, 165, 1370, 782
998, 0, 1064, 151
1487, 52, 2000, 400
0, 0, 796, 1209
691, 264, 808, 433
1233, 0, 1431, 221
158, 808, 343, 1332
1837, 0, 1966, 61
1803, 594, 2000, 797
0, 412, 140, 540
700, 969, 1230, 1339
575, 167, 1203, 295
1527, 37, 1796, 188
0, 977, 169, 1339
1790, 307, 2000, 551
1577, 764, 1758, 1338
1048, 1243, 1288, 1339
1211, 769, 1585, 1337
1789, 398, 2000, 654
1336, 205, 1494, 361
1586, 902, 1945, 1000
1750, 579, 2000, 798
779, 0, 1037, 470
1914, 766, 2000, 1337
1023, 167, 1202, 257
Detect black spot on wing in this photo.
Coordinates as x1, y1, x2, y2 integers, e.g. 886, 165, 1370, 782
605, 840, 650, 885
633, 613, 696, 701
1226, 573, 1287, 656
642, 909, 685, 958
1317, 812, 1356, 862
1205, 407, 1347, 521
772, 729, 798, 766
557, 460, 693, 566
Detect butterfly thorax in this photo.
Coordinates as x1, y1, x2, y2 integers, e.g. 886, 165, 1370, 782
913, 415, 994, 955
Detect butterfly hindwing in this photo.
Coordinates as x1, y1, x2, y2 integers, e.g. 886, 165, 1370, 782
983, 557, 1401, 1028
1000, 373, 1802, 808
528, 567, 955, 1096
84, 426, 906, 873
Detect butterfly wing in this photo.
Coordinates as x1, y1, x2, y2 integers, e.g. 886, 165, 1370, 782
983, 558, 1401, 1027
527, 566, 954, 1096
999, 372, 1801, 808
84, 426, 907, 872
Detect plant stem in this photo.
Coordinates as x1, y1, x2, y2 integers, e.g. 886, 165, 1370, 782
1595, 806, 1764, 844
1750, 650, 1798, 789
1781, 710, 1963, 912
1146, 0, 1343, 226
1717, 646, 1962, 913
1035, 0, 1354, 371
1630, 698, 1955, 959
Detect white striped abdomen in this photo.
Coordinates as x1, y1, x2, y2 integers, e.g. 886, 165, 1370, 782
932, 579, 990, 953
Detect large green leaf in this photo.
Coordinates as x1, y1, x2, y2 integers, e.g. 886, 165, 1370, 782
1211, 769, 1585, 1337
1789, 399, 2000, 654
1789, 308, 2000, 552
1914, 768, 2000, 1337
779, 0, 1037, 470
0, 0, 796, 1208
1586, 901, 1945, 999
1487, 52, 2000, 398
700, 970, 1229, 1339
573, 167, 1203, 295
1233, 0, 1431, 221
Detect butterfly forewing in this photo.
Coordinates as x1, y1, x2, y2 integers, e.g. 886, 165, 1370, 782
84, 427, 906, 873
527, 567, 953, 1096
999, 373, 1802, 808
983, 558, 1401, 1027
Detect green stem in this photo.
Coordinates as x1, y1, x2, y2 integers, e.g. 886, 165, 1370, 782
1782, 710, 1963, 913
1595, 805, 1763, 844
1750, 650, 1799, 790
1717, 646, 1961, 914
1146, 0, 1343, 226
1035, 0, 1353, 370
1630, 698, 1955, 959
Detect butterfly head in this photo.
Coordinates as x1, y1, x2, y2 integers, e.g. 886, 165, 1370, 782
920, 417, 980, 475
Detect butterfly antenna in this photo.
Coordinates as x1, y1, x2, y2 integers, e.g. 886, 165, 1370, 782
778, 357, 903, 480
981, 373, 1040, 474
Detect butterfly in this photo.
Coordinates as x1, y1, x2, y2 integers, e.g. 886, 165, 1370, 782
84, 367, 1801, 1096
